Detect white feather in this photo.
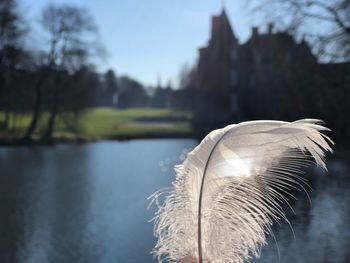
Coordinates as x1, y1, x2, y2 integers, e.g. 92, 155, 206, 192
150, 119, 333, 263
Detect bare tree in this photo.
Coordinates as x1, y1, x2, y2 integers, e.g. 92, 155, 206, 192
42, 4, 100, 142
0, 0, 27, 130
23, 4, 102, 142
21, 55, 50, 142
248, 0, 350, 61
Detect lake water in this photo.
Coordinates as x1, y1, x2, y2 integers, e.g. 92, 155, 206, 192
0, 140, 349, 263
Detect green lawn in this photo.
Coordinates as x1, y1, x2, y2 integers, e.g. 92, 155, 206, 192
0, 108, 193, 141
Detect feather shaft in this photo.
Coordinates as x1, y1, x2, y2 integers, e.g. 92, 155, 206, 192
197, 132, 227, 263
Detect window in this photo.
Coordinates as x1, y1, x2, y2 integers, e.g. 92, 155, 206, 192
249, 74, 256, 86
230, 93, 238, 113
230, 70, 238, 86
230, 48, 237, 61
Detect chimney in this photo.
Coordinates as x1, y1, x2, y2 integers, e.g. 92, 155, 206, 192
252, 26, 259, 37
268, 23, 273, 34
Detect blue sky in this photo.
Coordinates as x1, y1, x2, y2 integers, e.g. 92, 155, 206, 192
22, 0, 259, 87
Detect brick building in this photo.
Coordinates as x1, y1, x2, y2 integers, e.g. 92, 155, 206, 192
237, 26, 318, 120
197, 8, 239, 94
192, 8, 241, 134
192, 8, 320, 133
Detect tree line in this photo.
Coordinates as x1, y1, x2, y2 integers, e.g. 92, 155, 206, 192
0, 0, 190, 143
0, 0, 103, 142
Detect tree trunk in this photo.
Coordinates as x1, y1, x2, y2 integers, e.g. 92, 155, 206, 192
11, 111, 17, 130
2, 79, 10, 130
3, 109, 10, 129
21, 72, 46, 142
42, 81, 59, 143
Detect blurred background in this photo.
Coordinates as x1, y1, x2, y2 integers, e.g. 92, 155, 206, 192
0, 0, 349, 262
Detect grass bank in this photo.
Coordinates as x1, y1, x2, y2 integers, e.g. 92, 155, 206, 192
0, 108, 193, 143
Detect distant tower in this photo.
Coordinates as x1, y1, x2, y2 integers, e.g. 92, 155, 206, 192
196, 7, 240, 118
221, 0, 226, 13
197, 7, 239, 92
157, 74, 162, 89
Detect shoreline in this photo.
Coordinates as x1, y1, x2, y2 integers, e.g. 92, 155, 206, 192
0, 132, 197, 147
